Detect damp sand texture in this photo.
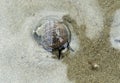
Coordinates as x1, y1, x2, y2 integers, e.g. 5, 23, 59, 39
0, 0, 120, 83
63, 0, 120, 83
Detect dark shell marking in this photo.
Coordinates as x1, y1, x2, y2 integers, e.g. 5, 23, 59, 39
34, 16, 72, 59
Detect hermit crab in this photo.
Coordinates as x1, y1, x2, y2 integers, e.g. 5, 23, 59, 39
33, 16, 73, 59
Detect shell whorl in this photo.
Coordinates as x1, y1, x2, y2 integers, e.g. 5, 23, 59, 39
34, 16, 71, 52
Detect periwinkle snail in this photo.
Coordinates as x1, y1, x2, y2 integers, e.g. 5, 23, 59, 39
33, 16, 73, 59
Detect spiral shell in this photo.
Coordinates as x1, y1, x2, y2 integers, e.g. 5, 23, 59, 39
34, 16, 71, 55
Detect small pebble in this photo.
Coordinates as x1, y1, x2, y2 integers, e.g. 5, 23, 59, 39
88, 61, 99, 70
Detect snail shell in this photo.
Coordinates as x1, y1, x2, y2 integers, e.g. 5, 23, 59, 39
34, 16, 71, 52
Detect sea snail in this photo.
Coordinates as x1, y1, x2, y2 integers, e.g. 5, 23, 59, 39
33, 16, 73, 59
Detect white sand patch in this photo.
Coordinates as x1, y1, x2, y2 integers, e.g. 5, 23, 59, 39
71, 0, 104, 39
110, 9, 120, 49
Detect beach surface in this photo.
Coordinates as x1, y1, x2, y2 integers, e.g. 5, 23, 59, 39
0, 0, 120, 83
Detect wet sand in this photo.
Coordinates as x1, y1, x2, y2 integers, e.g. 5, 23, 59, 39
1, 0, 120, 83
63, 0, 120, 83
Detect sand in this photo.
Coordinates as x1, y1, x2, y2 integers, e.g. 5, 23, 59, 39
0, 0, 120, 83
63, 0, 120, 83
